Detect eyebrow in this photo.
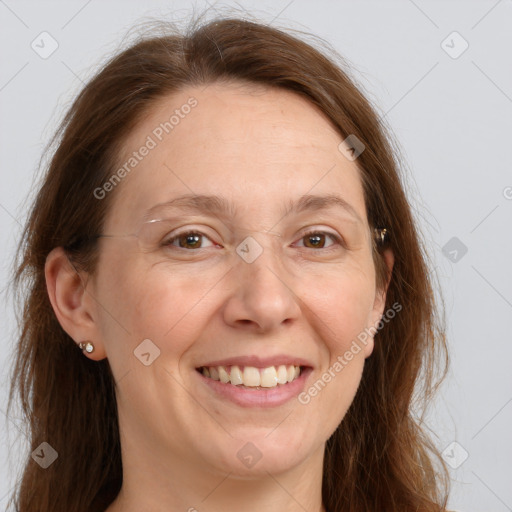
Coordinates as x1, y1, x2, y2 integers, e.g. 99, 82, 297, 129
143, 193, 363, 224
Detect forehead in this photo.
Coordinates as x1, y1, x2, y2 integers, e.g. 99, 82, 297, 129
106, 81, 367, 228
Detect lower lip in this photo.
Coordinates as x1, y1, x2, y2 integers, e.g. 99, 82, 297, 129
196, 367, 312, 408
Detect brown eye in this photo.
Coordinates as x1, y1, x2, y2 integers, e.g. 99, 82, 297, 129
303, 233, 327, 248
164, 231, 215, 250
297, 231, 341, 250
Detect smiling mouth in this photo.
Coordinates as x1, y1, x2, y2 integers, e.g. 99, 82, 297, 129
196, 364, 303, 389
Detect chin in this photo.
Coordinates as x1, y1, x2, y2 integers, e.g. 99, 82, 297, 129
202, 428, 316, 478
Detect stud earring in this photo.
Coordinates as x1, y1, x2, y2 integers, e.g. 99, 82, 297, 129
374, 228, 388, 245
78, 341, 95, 353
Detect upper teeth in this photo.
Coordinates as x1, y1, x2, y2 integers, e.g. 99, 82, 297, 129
201, 364, 301, 388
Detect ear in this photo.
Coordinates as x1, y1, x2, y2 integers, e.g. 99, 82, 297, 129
45, 247, 107, 360
364, 248, 395, 358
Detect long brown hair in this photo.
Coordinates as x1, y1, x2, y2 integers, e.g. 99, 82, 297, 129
7, 12, 450, 512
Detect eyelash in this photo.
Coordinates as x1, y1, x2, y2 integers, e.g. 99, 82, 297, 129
163, 229, 345, 252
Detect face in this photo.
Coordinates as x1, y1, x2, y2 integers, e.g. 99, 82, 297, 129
86, 81, 390, 478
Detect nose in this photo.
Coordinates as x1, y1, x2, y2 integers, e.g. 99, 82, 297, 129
221, 235, 301, 333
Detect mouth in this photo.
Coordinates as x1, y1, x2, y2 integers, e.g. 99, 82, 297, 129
195, 355, 313, 407
196, 364, 304, 390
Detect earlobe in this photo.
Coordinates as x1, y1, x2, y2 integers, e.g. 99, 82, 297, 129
44, 247, 107, 360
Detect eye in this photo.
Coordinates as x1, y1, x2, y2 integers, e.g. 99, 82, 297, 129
295, 230, 344, 250
163, 230, 216, 250
161, 228, 344, 252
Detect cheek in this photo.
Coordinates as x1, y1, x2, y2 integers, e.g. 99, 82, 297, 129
301, 260, 377, 354
94, 254, 223, 361
297, 266, 375, 435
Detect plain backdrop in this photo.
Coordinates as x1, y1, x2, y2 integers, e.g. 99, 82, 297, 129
1, 1, 511, 510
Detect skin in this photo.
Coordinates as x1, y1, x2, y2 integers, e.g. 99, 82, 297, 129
45, 81, 393, 512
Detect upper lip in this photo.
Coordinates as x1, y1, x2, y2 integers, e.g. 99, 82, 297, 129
196, 354, 313, 369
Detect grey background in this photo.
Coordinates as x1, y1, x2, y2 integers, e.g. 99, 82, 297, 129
1, 1, 511, 510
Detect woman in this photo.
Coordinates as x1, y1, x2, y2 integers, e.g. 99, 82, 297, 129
7, 14, 451, 512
